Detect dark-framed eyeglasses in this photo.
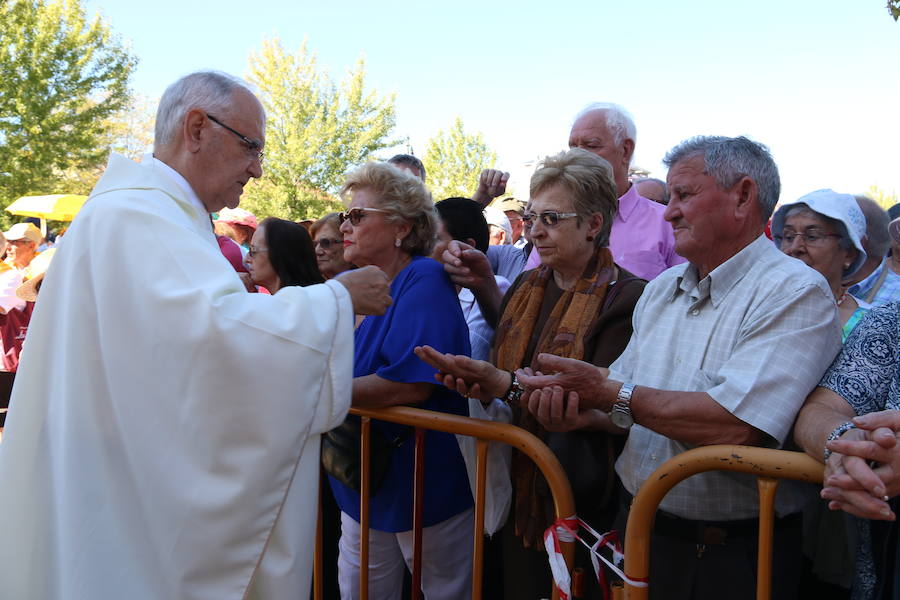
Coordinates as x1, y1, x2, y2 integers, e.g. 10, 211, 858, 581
339, 207, 392, 226
315, 237, 343, 250
775, 229, 842, 248
522, 211, 579, 227
247, 246, 269, 259
206, 113, 265, 163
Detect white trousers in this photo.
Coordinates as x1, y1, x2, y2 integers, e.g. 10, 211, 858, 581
337, 508, 474, 600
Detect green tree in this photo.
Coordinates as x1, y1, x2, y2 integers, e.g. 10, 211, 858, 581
243, 37, 398, 220
890, 0, 900, 20
864, 185, 898, 211
0, 0, 137, 211
62, 93, 156, 194
422, 117, 497, 201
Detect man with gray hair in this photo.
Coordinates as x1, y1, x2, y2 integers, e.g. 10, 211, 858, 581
519, 136, 841, 600
848, 195, 899, 306
474, 103, 683, 280
0, 71, 391, 600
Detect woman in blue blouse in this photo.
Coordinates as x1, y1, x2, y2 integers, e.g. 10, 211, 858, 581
795, 303, 900, 600
328, 161, 473, 600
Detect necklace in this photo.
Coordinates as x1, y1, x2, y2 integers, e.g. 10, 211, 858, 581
836, 290, 848, 306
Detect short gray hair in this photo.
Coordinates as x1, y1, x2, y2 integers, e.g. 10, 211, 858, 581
530, 148, 618, 247
154, 71, 253, 150
573, 102, 637, 146
854, 195, 892, 258
663, 136, 781, 222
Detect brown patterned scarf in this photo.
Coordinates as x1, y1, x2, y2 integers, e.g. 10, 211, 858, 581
492, 246, 615, 547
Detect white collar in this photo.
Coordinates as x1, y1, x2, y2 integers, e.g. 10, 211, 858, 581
144, 153, 208, 222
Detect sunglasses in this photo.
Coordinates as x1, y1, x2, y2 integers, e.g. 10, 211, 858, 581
315, 237, 343, 250
522, 211, 579, 227
338, 207, 392, 226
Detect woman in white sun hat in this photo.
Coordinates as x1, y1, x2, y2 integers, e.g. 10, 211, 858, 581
772, 189, 870, 342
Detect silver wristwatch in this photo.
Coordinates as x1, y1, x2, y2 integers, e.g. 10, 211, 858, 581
609, 382, 636, 429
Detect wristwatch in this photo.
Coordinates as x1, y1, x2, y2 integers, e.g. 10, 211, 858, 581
609, 382, 636, 429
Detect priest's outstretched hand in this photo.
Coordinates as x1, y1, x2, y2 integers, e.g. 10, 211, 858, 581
335, 266, 392, 315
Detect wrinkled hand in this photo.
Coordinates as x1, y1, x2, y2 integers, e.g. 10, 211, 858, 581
238, 272, 257, 293
335, 266, 392, 316
414, 345, 508, 403
821, 410, 900, 520
516, 353, 611, 410
526, 387, 597, 432
441, 240, 495, 292
472, 169, 510, 208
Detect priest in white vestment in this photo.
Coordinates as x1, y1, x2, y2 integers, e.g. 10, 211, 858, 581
0, 71, 391, 600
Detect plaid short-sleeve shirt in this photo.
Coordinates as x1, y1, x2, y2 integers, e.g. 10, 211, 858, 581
611, 235, 842, 520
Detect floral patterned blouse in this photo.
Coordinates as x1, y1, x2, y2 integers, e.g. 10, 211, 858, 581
820, 302, 900, 600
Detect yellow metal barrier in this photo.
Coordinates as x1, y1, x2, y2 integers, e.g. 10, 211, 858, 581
617, 445, 824, 600
315, 405, 577, 600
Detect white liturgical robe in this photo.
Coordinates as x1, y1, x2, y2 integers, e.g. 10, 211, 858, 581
0, 154, 354, 599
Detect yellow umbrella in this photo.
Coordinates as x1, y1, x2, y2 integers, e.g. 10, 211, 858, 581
6, 194, 89, 221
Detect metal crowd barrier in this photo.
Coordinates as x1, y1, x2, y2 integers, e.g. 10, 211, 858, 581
314, 405, 576, 600
615, 446, 825, 600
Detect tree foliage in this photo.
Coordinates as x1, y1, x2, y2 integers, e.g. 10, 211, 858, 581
62, 93, 155, 195
890, 0, 900, 20
0, 0, 137, 209
243, 38, 398, 220
422, 117, 497, 201
865, 185, 899, 211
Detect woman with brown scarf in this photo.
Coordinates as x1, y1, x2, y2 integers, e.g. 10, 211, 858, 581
416, 148, 646, 599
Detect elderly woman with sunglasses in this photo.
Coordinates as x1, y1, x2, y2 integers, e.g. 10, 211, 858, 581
326, 161, 473, 600
310, 213, 354, 279
772, 189, 870, 342
417, 148, 646, 600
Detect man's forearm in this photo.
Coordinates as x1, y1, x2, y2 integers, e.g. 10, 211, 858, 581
586, 380, 765, 447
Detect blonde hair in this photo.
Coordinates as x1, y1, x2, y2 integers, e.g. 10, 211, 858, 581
340, 162, 436, 256
529, 148, 617, 246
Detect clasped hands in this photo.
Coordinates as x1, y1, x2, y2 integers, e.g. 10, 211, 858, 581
413, 347, 611, 432
821, 410, 900, 521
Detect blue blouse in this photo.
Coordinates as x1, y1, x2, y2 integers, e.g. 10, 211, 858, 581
329, 256, 473, 532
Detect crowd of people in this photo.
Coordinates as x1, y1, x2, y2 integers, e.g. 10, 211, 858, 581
0, 68, 897, 600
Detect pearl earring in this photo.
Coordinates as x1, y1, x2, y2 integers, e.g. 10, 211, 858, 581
395, 238, 401, 247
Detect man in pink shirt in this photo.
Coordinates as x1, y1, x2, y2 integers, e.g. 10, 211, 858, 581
474, 103, 683, 280
566, 103, 683, 280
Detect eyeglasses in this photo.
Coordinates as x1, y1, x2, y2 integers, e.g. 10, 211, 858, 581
338, 207, 392, 226
206, 113, 265, 163
775, 229, 842, 248
522, 211, 579, 227
315, 237, 343, 250
247, 246, 269, 259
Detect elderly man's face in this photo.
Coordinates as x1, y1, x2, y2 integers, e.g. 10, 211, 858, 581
568, 111, 629, 181
195, 90, 265, 213
664, 155, 736, 267
7, 239, 37, 269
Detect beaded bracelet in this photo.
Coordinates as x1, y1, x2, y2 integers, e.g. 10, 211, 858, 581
823, 421, 857, 462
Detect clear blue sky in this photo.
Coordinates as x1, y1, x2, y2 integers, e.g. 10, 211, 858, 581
84, 0, 900, 203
